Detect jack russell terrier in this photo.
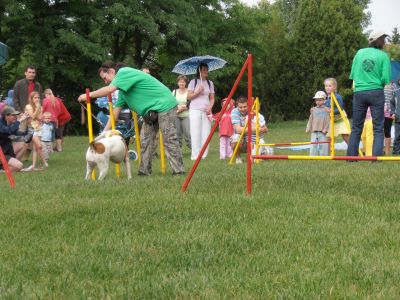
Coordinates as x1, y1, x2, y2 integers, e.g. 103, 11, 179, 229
85, 130, 132, 180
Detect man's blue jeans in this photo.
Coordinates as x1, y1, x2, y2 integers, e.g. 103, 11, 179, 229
347, 89, 385, 157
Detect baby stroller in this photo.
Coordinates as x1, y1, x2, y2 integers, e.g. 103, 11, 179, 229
95, 96, 138, 161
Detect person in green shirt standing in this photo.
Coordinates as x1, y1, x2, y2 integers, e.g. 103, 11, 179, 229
78, 62, 184, 176
347, 31, 391, 158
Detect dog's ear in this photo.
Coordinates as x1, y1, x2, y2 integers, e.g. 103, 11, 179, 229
90, 142, 106, 154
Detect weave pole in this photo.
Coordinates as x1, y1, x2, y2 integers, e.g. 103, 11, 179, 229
0, 148, 16, 188
107, 94, 121, 178
246, 54, 253, 194
86, 89, 96, 180
132, 112, 141, 164
181, 55, 251, 192
159, 131, 166, 175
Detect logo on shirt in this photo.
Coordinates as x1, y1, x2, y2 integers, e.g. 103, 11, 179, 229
362, 59, 375, 72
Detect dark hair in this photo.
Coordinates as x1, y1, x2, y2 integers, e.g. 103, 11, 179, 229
196, 62, 209, 78
98, 61, 126, 74
369, 36, 385, 49
236, 96, 247, 104
25, 65, 36, 72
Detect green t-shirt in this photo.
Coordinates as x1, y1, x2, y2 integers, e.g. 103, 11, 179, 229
111, 67, 178, 116
349, 47, 391, 92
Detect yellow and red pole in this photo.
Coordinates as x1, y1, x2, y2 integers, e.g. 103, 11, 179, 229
107, 94, 121, 178
132, 112, 141, 164
86, 89, 96, 180
159, 130, 166, 175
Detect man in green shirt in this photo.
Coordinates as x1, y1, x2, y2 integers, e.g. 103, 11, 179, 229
347, 30, 391, 157
78, 62, 184, 175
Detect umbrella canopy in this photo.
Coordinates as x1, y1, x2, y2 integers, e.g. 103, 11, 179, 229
172, 55, 226, 75
0, 42, 9, 66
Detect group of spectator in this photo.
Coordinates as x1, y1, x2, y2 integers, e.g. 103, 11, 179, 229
0, 65, 71, 172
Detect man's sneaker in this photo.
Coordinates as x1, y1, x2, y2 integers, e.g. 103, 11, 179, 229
235, 157, 243, 164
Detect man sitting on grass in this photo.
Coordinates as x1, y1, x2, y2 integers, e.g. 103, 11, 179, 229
230, 96, 268, 164
0, 106, 29, 172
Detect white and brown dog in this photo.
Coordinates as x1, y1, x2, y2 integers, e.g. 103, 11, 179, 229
85, 130, 132, 180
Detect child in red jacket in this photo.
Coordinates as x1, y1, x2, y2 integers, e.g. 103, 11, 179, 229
214, 98, 235, 159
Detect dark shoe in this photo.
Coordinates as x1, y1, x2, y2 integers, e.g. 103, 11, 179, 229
138, 171, 150, 176
172, 171, 185, 176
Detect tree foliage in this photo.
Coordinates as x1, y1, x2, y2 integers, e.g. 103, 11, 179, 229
0, 0, 378, 130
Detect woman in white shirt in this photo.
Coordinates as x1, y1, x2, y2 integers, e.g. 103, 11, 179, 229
187, 63, 215, 160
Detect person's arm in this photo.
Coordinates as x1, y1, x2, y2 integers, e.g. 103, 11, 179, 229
207, 93, 215, 114
12, 82, 21, 111
187, 84, 204, 101
382, 54, 391, 86
77, 85, 117, 102
104, 106, 122, 131
306, 113, 313, 133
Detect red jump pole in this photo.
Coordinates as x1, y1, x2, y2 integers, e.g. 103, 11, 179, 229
246, 54, 253, 195
181, 55, 251, 192
0, 147, 16, 188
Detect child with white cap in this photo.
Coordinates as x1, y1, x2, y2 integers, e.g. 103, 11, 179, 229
306, 91, 330, 156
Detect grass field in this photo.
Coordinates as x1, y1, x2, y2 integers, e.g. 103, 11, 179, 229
1, 121, 400, 298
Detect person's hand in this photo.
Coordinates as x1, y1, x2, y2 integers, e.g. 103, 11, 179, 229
17, 112, 29, 122
324, 107, 330, 113
391, 114, 396, 120
206, 105, 212, 115
195, 84, 204, 95
78, 94, 87, 102
322, 130, 327, 135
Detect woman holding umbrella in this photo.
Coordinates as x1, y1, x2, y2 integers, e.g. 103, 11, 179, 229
187, 62, 215, 160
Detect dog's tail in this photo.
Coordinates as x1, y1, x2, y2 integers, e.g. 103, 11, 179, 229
90, 142, 106, 154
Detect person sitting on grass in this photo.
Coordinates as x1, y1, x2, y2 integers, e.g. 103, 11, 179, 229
0, 106, 29, 172
230, 96, 268, 164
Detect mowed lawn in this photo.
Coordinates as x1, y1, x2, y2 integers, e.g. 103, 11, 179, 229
1, 121, 400, 298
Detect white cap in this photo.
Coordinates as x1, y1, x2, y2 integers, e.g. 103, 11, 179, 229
313, 91, 326, 99
368, 30, 388, 43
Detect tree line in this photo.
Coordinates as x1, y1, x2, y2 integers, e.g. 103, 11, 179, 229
0, 0, 399, 133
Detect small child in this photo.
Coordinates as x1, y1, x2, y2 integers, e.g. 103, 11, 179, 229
41, 112, 55, 162
324, 77, 350, 144
306, 91, 330, 156
391, 79, 400, 154
213, 98, 235, 159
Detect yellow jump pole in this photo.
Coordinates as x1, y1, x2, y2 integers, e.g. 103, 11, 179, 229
255, 97, 261, 164
159, 130, 166, 175
86, 88, 96, 180
331, 92, 363, 157
107, 94, 121, 178
228, 100, 258, 165
330, 93, 335, 158
132, 112, 141, 164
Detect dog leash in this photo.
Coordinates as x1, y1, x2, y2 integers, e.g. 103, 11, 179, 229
79, 102, 104, 127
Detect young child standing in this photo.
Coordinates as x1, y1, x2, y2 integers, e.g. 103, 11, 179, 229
213, 98, 235, 159
390, 79, 400, 154
306, 91, 330, 156
324, 78, 350, 144
41, 112, 55, 162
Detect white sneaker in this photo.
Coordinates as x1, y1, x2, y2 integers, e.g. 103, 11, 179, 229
235, 157, 243, 164
21, 165, 34, 172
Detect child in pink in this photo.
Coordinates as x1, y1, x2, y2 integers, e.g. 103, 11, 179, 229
214, 98, 235, 159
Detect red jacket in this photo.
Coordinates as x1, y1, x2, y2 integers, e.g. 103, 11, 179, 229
57, 98, 71, 126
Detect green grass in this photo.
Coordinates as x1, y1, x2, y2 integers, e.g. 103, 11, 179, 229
1, 120, 400, 298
